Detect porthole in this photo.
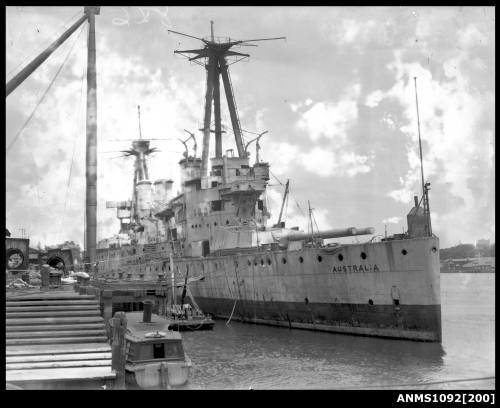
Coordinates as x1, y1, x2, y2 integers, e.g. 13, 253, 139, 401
402, 249, 407, 255
247, 260, 251, 266
282, 257, 287, 264
299, 256, 304, 263
338, 254, 344, 261
214, 222, 217, 226
361, 252, 367, 260
260, 259, 264, 266
317, 255, 323, 262
226, 220, 230, 225
254, 260, 258, 266
431, 247, 437, 253
304, 297, 309, 304
368, 299, 374, 305
267, 258, 272, 265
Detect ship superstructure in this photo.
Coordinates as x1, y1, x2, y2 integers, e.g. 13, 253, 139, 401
97, 23, 441, 342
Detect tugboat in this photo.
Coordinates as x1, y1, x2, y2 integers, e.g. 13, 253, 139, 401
124, 303, 192, 389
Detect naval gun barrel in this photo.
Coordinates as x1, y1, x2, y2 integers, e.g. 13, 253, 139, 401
283, 227, 375, 242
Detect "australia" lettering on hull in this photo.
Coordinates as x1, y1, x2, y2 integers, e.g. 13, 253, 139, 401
332, 264, 380, 273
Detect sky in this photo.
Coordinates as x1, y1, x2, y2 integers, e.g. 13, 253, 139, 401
5, 6, 495, 250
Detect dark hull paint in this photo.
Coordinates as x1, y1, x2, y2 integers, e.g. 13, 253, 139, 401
195, 296, 442, 342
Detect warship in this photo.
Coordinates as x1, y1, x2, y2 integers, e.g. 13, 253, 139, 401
5, 7, 441, 343
96, 23, 442, 342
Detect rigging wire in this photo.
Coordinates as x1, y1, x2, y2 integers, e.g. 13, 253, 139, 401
6, 8, 84, 81
6, 23, 86, 154
269, 169, 305, 217
57, 23, 87, 244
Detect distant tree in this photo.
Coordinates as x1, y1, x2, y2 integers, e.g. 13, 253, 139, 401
440, 244, 476, 260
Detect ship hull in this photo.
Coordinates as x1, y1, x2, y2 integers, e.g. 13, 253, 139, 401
98, 236, 441, 342
187, 236, 442, 342
194, 297, 441, 341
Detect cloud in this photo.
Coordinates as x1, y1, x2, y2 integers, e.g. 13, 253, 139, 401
288, 83, 372, 178
382, 216, 402, 224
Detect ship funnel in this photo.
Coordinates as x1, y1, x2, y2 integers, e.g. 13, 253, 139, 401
142, 300, 154, 323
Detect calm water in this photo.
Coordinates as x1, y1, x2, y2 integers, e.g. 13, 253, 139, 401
179, 273, 495, 390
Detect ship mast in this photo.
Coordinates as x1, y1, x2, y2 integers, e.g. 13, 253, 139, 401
413, 77, 432, 236
168, 23, 285, 177
119, 106, 159, 225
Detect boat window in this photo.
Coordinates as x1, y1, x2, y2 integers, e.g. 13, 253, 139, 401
153, 343, 165, 359
165, 341, 184, 358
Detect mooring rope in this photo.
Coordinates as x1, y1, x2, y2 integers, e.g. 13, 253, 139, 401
226, 298, 238, 326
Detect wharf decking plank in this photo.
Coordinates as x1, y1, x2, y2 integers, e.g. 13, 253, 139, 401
7, 359, 112, 370
6, 367, 116, 382
7, 316, 104, 325
6, 293, 96, 301
6, 305, 100, 312
7, 310, 101, 318
6, 323, 106, 332
7, 329, 107, 339
7, 336, 109, 346
7, 352, 112, 363
6, 343, 112, 356
6, 300, 98, 307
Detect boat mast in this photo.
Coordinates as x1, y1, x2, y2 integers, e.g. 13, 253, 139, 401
277, 179, 289, 226
413, 77, 432, 236
85, 7, 100, 273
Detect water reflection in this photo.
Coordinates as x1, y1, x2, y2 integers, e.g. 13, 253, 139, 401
181, 320, 445, 389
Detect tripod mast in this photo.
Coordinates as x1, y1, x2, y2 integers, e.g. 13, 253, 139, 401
168, 23, 285, 177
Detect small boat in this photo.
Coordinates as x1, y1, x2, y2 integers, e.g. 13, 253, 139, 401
166, 280, 215, 331
166, 303, 215, 331
124, 311, 192, 389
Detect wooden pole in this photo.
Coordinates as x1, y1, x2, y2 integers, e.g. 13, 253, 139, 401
110, 311, 127, 389
85, 7, 99, 272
